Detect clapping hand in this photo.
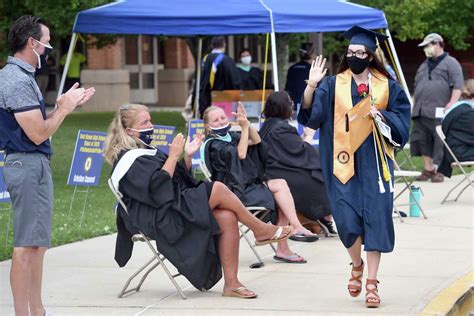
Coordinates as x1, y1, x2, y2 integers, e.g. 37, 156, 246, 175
231, 102, 250, 129
168, 133, 185, 160
184, 134, 204, 157
56, 83, 95, 114
306, 55, 327, 87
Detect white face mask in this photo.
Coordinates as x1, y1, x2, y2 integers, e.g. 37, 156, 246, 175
423, 45, 435, 58
240, 56, 252, 65
33, 39, 53, 69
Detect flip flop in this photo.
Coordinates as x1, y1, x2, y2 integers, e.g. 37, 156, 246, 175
222, 287, 258, 299
255, 225, 292, 246
273, 253, 307, 264
289, 233, 319, 242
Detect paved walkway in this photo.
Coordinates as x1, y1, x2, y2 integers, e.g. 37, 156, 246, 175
1, 175, 472, 315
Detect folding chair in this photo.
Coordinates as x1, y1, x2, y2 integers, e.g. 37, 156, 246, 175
107, 178, 186, 299
395, 144, 417, 172
198, 160, 276, 269
435, 126, 474, 203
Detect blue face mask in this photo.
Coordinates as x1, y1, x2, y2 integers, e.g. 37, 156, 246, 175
130, 127, 154, 145
210, 123, 231, 137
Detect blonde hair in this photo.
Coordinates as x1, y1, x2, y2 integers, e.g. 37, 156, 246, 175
104, 104, 149, 165
202, 106, 223, 135
461, 79, 474, 99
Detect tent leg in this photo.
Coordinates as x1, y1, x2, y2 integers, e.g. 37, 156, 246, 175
194, 37, 203, 119
270, 32, 279, 91
57, 33, 78, 99
385, 29, 412, 106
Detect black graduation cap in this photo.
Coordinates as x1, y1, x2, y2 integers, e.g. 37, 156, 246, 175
342, 26, 389, 52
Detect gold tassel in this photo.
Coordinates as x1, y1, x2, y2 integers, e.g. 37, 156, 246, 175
373, 121, 391, 182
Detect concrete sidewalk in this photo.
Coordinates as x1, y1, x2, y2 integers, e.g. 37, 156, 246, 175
1, 175, 472, 315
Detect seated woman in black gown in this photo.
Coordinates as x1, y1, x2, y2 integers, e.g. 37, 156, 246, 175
259, 91, 338, 237
438, 79, 474, 177
202, 104, 318, 264
104, 104, 292, 299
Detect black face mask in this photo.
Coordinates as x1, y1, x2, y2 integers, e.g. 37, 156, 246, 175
210, 123, 231, 137
347, 56, 370, 75
130, 127, 154, 145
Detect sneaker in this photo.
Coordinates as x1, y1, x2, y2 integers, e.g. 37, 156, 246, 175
415, 169, 435, 181
431, 172, 444, 183
317, 219, 338, 237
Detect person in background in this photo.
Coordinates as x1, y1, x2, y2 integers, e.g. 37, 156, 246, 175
60, 44, 86, 92
238, 48, 272, 90
0, 15, 95, 316
285, 42, 315, 112
438, 79, 474, 177
198, 36, 241, 117
411, 32, 464, 183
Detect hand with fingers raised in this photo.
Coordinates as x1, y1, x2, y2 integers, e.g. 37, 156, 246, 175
305, 55, 328, 89
184, 133, 204, 157
231, 102, 250, 129
168, 133, 186, 161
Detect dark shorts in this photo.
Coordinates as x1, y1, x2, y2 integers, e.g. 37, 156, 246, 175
3, 153, 54, 247
410, 117, 444, 164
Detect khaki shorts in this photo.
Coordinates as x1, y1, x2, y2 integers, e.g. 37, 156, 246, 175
3, 153, 53, 247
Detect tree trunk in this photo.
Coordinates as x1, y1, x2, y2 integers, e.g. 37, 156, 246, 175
276, 33, 291, 90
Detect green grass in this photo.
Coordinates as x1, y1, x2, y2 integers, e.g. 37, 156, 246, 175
0, 111, 186, 261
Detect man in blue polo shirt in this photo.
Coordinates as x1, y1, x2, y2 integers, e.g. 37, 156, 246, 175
0, 16, 95, 316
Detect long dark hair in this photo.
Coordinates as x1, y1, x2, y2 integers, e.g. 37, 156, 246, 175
337, 47, 392, 79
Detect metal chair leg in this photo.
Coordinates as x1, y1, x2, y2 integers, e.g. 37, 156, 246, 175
144, 239, 187, 300
453, 181, 473, 202
118, 256, 158, 298
238, 225, 265, 268
442, 177, 467, 204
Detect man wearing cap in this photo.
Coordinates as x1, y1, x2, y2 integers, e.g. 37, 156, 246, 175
299, 25, 410, 308
411, 33, 464, 182
0, 16, 95, 316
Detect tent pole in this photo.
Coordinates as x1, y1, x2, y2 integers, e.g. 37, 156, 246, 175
385, 29, 412, 106
270, 32, 279, 91
194, 37, 203, 119
57, 33, 78, 99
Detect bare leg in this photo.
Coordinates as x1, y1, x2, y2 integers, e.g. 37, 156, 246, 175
11, 247, 39, 316
422, 156, 435, 171
274, 209, 305, 262
366, 251, 381, 304
208, 182, 291, 242
212, 209, 256, 297
29, 247, 47, 316
267, 179, 315, 236
347, 236, 363, 294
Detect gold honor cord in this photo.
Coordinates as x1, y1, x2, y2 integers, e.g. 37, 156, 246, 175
373, 120, 391, 183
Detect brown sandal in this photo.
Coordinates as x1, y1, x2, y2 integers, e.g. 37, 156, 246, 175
365, 279, 380, 308
347, 259, 364, 297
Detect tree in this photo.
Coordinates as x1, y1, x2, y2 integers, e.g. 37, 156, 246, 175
353, 0, 474, 50
0, 0, 113, 61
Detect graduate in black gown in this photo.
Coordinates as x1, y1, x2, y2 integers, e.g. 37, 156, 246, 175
438, 80, 474, 177
259, 91, 338, 237
104, 104, 292, 298
238, 48, 272, 90
202, 104, 320, 264
298, 27, 410, 308
199, 36, 242, 117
